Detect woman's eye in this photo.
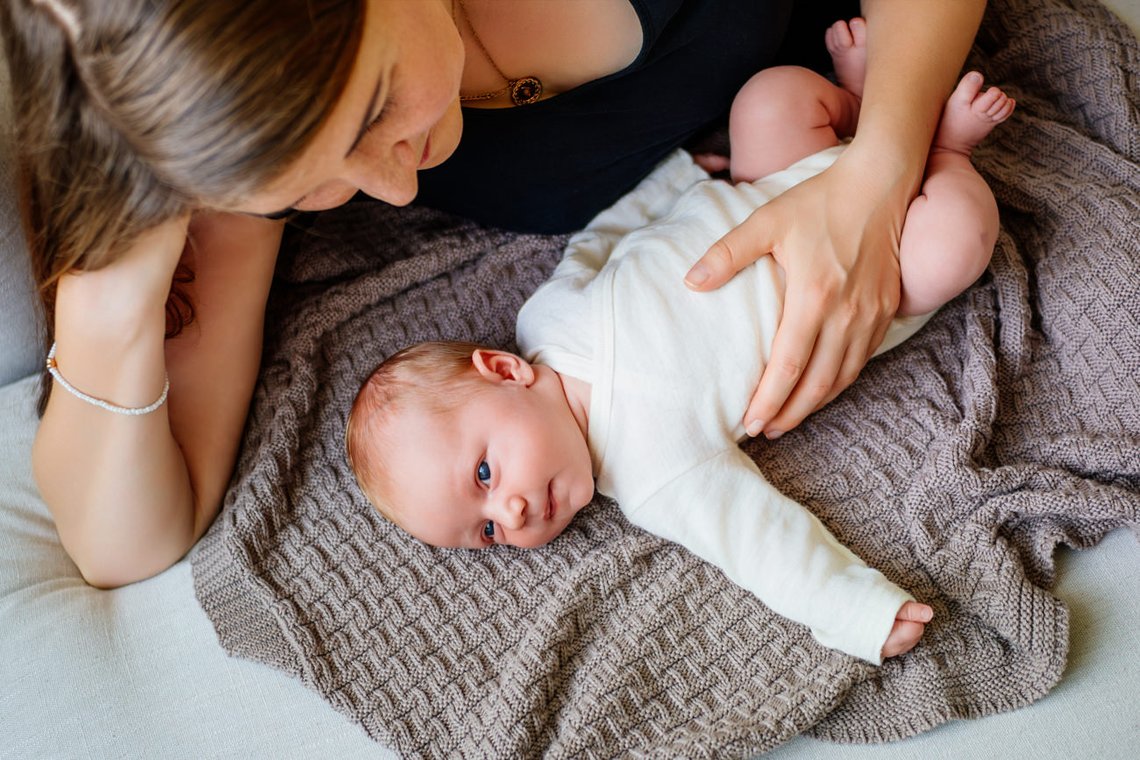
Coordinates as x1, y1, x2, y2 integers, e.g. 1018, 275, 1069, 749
482, 521, 496, 541
364, 111, 385, 137
477, 460, 491, 483
363, 97, 394, 138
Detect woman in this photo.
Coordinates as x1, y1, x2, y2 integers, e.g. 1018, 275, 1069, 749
1, 0, 986, 587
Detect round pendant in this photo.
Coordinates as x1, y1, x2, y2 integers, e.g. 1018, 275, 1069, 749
509, 76, 543, 106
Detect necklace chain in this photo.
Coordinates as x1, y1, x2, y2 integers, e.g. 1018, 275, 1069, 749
454, 0, 543, 106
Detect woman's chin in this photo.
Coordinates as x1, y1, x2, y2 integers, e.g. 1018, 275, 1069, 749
421, 103, 463, 170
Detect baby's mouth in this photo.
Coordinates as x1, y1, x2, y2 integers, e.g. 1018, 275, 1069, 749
546, 483, 556, 521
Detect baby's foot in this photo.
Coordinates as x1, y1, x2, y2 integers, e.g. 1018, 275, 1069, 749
932, 72, 1016, 157
824, 17, 867, 99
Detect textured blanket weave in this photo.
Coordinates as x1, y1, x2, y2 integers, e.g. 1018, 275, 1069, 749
192, 0, 1140, 756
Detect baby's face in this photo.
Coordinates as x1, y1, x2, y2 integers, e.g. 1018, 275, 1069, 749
379, 363, 595, 549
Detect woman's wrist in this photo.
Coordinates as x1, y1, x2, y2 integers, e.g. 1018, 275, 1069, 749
55, 267, 169, 344
50, 267, 172, 409
833, 136, 925, 211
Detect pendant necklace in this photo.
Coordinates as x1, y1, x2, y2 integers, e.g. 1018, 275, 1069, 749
454, 0, 543, 106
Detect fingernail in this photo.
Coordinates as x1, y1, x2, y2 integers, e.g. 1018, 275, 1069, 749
765, 429, 784, 440
685, 264, 710, 287
967, 71, 983, 83
746, 420, 764, 437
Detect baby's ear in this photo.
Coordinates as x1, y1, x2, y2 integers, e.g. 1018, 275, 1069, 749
470, 348, 536, 386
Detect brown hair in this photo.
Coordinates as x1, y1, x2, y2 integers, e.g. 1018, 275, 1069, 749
346, 341, 491, 522
0, 0, 364, 342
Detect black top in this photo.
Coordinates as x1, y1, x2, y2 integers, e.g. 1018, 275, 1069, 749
414, 0, 795, 234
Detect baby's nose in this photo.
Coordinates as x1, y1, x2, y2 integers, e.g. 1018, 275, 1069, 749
493, 495, 527, 530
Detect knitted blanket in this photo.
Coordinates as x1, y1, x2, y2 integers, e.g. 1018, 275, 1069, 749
191, 0, 1140, 756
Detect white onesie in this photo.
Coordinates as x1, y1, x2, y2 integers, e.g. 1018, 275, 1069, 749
517, 146, 930, 663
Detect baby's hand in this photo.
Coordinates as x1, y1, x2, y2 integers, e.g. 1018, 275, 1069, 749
881, 601, 933, 660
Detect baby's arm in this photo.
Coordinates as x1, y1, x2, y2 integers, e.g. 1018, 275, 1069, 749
623, 447, 926, 664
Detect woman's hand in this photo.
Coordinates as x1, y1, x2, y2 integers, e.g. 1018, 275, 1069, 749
685, 144, 910, 439
684, 0, 986, 439
55, 213, 192, 340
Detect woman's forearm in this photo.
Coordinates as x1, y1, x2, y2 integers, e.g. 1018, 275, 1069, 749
162, 213, 282, 549
855, 0, 988, 186
32, 213, 281, 588
35, 264, 196, 588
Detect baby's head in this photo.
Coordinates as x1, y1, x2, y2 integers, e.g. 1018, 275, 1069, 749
346, 341, 595, 549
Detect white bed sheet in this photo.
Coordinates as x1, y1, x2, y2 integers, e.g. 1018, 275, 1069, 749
2, 372, 1138, 759
0, 377, 385, 759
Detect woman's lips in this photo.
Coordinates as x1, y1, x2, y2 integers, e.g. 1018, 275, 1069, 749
419, 135, 432, 167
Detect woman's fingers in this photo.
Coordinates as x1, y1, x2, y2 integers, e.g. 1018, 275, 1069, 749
784, 310, 885, 427
749, 291, 890, 437
687, 150, 906, 439
743, 290, 829, 436
685, 204, 781, 291
742, 249, 882, 437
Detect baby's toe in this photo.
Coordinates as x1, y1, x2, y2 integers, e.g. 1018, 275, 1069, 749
979, 88, 1014, 122
825, 19, 854, 54
950, 71, 986, 106
971, 86, 1003, 116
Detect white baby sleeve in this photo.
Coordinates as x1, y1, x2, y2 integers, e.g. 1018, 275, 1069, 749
622, 448, 913, 664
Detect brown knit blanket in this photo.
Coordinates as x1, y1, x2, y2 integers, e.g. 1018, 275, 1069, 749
191, 1, 1140, 756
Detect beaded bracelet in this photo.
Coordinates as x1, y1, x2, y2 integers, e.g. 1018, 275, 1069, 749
45, 342, 170, 416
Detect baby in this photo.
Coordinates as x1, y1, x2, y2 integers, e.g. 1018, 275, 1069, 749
346, 20, 1014, 664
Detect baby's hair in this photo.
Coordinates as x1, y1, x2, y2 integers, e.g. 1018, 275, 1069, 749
345, 340, 493, 524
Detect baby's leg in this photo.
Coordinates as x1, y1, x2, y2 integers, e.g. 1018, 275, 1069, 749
897, 73, 1015, 315
728, 18, 867, 183
728, 67, 860, 182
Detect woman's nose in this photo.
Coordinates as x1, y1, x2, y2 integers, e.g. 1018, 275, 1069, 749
349, 137, 420, 207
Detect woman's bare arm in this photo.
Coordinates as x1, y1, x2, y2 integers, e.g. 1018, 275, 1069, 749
33, 212, 282, 588
686, 0, 987, 438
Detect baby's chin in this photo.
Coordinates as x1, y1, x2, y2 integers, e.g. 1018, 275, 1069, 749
513, 518, 579, 550
513, 529, 564, 550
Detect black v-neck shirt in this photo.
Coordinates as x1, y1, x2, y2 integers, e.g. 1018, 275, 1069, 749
414, 0, 794, 234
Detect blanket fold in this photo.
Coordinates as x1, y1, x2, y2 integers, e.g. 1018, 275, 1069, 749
192, 0, 1140, 756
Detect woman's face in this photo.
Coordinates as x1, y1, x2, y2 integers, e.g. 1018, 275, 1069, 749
244, 0, 464, 214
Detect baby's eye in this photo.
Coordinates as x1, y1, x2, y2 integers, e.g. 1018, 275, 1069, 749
477, 460, 491, 484
482, 521, 496, 541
